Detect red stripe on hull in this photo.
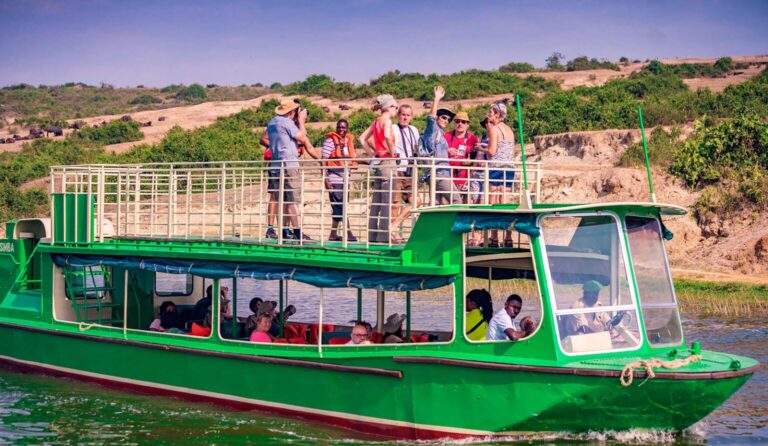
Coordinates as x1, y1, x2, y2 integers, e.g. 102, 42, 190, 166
0, 358, 472, 440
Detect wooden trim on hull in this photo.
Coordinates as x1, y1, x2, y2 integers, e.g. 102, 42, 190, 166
394, 356, 759, 380
0, 355, 487, 440
0, 322, 402, 379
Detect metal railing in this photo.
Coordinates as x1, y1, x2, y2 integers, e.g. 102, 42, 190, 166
49, 158, 541, 248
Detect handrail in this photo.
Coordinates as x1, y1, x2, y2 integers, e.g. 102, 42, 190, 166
49, 157, 542, 247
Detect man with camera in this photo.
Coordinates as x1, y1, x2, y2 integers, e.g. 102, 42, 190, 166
267, 99, 320, 240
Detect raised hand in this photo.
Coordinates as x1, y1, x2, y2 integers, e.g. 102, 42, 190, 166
433, 85, 445, 101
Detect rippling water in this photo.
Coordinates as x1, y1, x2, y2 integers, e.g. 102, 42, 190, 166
0, 310, 764, 444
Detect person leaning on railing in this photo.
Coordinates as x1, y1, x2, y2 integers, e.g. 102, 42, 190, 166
266, 99, 321, 241
473, 101, 516, 247
359, 94, 399, 244
322, 119, 358, 242
421, 86, 461, 206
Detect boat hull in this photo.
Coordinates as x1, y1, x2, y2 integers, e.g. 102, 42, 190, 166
0, 323, 755, 439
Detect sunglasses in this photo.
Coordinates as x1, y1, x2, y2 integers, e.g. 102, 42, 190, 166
438, 115, 452, 121
454, 119, 469, 124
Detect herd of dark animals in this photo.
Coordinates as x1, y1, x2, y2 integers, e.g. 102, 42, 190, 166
1, 96, 514, 145
0, 114, 162, 144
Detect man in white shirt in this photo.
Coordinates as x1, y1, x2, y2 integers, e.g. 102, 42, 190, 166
487, 294, 531, 341
391, 105, 420, 232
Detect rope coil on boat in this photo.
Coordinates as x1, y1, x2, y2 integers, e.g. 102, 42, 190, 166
78, 322, 96, 332
619, 354, 703, 387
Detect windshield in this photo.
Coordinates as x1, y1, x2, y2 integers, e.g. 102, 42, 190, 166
625, 216, 683, 347
541, 214, 642, 355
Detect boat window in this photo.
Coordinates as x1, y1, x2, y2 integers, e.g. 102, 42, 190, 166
541, 214, 642, 355
155, 273, 193, 296
219, 278, 454, 346
625, 216, 683, 347
464, 235, 542, 343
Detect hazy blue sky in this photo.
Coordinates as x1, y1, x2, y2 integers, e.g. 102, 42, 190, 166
1, 0, 766, 87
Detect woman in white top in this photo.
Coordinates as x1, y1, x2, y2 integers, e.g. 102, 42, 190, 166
474, 102, 516, 246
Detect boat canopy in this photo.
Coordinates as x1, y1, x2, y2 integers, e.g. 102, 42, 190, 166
52, 254, 455, 292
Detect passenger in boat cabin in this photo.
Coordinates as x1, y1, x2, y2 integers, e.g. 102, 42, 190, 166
359, 94, 399, 243
249, 313, 274, 343
446, 111, 478, 204
382, 313, 407, 343
564, 280, 611, 336
390, 104, 420, 233
244, 297, 264, 336
322, 119, 359, 242
486, 294, 532, 341
150, 301, 179, 333
269, 304, 296, 338
465, 289, 493, 341
421, 85, 460, 205
267, 99, 320, 241
347, 321, 372, 345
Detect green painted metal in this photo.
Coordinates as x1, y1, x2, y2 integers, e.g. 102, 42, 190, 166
0, 201, 759, 437
638, 106, 656, 202
515, 94, 529, 191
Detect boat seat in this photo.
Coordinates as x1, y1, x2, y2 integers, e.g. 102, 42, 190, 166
328, 337, 349, 345
308, 324, 335, 343
288, 337, 307, 344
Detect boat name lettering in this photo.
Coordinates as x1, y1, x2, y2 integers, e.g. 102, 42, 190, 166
0, 243, 13, 253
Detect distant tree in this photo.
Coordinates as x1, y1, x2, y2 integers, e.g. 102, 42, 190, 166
206, 83, 219, 89
269, 82, 283, 90
545, 52, 565, 71
619, 56, 629, 64
175, 83, 207, 101
714, 57, 734, 73
498, 61, 536, 73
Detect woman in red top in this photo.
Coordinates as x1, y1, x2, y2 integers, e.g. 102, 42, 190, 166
359, 94, 399, 243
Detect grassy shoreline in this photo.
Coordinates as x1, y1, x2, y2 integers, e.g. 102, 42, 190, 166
675, 279, 768, 317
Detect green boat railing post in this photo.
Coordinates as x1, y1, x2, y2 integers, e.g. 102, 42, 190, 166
638, 106, 657, 203
278, 279, 284, 338
212, 279, 219, 337
405, 291, 411, 342
231, 278, 237, 339
515, 94, 532, 208
356, 288, 362, 322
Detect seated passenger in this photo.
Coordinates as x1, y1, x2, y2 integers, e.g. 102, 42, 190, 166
193, 285, 232, 323
465, 289, 493, 341
382, 313, 407, 343
347, 321, 372, 345
150, 300, 175, 332
190, 307, 212, 337
159, 301, 186, 334
244, 297, 264, 336
269, 304, 296, 338
249, 313, 274, 343
564, 280, 610, 336
486, 294, 533, 341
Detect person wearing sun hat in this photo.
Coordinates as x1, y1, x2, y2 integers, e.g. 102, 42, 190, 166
445, 110, 478, 202
420, 86, 461, 205
267, 98, 321, 241
564, 280, 611, 336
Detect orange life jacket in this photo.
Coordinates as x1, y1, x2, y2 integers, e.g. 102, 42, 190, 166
324, 132, 357, 167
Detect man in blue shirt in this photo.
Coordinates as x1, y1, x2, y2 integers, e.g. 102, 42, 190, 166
266, 99, 319, 240
421, 86, 461, 205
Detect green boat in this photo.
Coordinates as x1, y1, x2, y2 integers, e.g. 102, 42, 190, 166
0, 157, 758, 439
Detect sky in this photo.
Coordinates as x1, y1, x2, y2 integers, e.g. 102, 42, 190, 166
0, 0, 767, 88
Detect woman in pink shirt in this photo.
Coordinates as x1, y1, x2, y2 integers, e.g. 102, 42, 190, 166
249, 313, 273, 343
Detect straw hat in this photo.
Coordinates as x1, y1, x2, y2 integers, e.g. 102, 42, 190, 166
274, 99, 300, 115
453, 111, 469, 122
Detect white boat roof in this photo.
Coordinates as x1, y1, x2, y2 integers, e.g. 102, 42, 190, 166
416, 202, 688, 216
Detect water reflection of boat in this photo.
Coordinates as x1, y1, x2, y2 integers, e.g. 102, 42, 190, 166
0, 159, 758, 439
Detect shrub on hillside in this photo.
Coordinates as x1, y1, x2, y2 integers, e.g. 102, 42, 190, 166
618, 127, 682, 168
175, 84, 207, 101
565, 56, 620, 71
70, 120, 144, 146
498, 62, 536, 73
129, 94, 162, 105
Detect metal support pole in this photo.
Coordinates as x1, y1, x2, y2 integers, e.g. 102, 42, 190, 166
405, 291, 411, 342
278, 279, 284, 337
376, 290, 385, 333
638, 106, 657, 203
356, 288, 363, 322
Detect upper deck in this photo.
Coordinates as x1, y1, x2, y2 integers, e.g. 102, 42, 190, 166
48, 157, 541, 250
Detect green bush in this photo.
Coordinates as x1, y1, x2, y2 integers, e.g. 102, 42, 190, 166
498, 62, 536, 73
619, 127, 682, 168
70, 120, 144, 146
640, 60, 731, 79
565, 56, 620, 71
175, 83, 207, 102
129, 94, 162, 105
